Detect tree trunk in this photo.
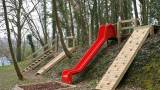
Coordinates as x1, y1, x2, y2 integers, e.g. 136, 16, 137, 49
27, 34, 36, 57
51, 0, 56, 49
2, 0, 24, 80
16, 0, 22, 61
132, 0, 140, 25
43, 0, 48, 44
52, 0, 71, 58
52, 0, 56, 41
105, 0, 109, 22
139, 0, 148, 25
69, 1, 75, 37
111, 0, 118, 23
132, 0, 139, 19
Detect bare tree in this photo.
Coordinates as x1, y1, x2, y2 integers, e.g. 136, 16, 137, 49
2, 0, 23, 80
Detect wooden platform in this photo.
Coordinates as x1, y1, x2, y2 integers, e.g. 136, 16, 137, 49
36, 48, 75, 75
96, 26, 153, 90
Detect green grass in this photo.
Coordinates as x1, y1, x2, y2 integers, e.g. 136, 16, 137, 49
0, 60, 35, 90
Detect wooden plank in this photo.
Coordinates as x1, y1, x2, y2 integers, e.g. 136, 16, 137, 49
96, 25, 153, 90
36, 48, 75, 75
120, 19, 134, 23
121, 26, 134, 30
66, 36, 74, 39
120, 18, 139, 23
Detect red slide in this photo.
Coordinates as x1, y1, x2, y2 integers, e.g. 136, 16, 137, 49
62, 24, 117, 84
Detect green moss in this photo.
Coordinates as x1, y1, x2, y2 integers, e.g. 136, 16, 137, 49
142, 80, 153, 90
118, 33, 160, 89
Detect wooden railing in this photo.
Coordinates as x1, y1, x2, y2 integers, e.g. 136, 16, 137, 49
25, 36, 76, 63
66, 36, 76, 48
116, 18, 140, 44
25, 39, 56, 61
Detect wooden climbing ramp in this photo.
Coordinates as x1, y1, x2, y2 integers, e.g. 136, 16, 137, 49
96, 25, 153, 90
36, 48, 75, 75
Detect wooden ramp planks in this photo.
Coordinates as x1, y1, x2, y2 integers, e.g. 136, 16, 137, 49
96, 26, 153, 90
36, 48, 75, 75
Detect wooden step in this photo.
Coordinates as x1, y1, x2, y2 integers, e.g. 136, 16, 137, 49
31, 63, 35, 65
96, 26, 153, 90
36, 48, 75, 75
23, 51, 55, 73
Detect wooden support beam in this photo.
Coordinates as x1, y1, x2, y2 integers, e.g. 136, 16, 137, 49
73, 37, 76, 48
149, 26, 155, 36
89, 28, 92, 46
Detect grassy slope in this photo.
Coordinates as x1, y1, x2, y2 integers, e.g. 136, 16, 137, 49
118, 33, 160, 90
45, 32, 160, 90
45, 41, 123, 88
0, 60, 28, 90
0, 60, 48, 90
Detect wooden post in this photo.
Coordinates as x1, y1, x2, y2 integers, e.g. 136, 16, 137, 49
73, 37, 76, 48
66, 37, 69, 48
117, 21, 121, 45
134, 18, 138, 27
89, 28, 92, 46
56, 35, 59, 52
149, 26, 155, 36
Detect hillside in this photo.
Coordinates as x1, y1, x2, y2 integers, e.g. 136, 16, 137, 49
45, 31, 160, 90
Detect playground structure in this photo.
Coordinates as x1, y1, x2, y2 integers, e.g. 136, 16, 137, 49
61, 24, 117, 84
61, 18, 142, 84
21, 18, 158, 90
22, 35, 76, 74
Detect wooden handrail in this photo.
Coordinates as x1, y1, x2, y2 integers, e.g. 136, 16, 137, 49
28, 46, 56, 64
25, 39, 56, 61
120, 19, 134, 23
120, 18, 140, 23
25, 35, 76, 62
116, 18, 140, 45
121, 26, 134, 30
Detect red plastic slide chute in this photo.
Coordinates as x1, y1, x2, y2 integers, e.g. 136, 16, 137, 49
61, 24, 117, 84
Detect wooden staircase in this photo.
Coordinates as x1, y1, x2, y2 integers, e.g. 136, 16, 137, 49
22, 35, 76, 73
22, 39, 58, 73
36, 48, 75, 75
96, 26, 154, 90
22, 48, 56, 73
